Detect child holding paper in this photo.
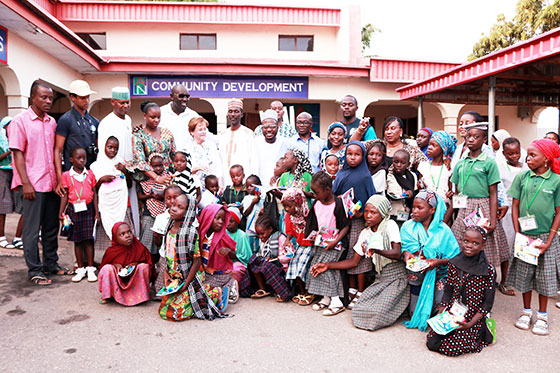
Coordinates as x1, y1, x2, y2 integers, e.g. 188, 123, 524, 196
426, 226, 495, 356
386, 149, 417, 224
505, 139, 560, 336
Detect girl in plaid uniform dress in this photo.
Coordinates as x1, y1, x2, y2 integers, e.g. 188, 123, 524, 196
505, 139, 560, 336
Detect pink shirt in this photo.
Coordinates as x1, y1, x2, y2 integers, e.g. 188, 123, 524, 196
314, 201, 336, 228
61, 169, 96, 204
8, 107, 57, 192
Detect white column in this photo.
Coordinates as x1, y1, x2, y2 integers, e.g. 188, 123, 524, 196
488, 76, 496, 145
417, 96, 424, 133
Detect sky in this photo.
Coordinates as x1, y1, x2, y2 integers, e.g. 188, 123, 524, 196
230, 0, 519, 62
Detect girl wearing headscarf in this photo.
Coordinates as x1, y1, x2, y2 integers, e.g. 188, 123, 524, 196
492, 129, 528, 168
426, 226, 496, 356
159, 195, 225, 321
320, 122, 347, 172
418, 131, 457, 204
401, 190, 460, 331
198, 204, 238, 292
505, 139, 560, 336
98, 222, 153, 306
311, 195, 409, 330
278, 149, 313, 196
365, 141, 389, 195
333, 141, 377, 301
416, 127, 434, 159
283, 187, 314, 305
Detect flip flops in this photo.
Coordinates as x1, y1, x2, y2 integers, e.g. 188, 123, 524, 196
30, 275, 51, 286
250, 289, 271, 299
217, 286, 229, 312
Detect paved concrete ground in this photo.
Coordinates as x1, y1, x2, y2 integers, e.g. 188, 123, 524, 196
1, 213, 560, 372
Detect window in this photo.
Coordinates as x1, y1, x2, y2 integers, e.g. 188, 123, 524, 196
76, 32, 106, 50
278, 35, 313, 51
180, 34, 216, 50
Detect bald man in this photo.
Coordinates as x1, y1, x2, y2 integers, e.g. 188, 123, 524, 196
288, 112, 325, 173
159, 84, 200, 150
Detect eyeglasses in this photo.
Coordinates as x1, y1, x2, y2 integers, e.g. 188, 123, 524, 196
178, 94, 190, 99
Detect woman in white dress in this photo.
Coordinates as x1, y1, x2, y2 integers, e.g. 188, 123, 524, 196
188, 117, 222, 191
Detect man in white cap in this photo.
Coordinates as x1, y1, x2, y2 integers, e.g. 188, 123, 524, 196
54, 79, 99, 195
253, 100, 296, 138
218, 98, 254, 184
251, 109, 288, 185
96, 87, 140, 235
160, 83, 200, 151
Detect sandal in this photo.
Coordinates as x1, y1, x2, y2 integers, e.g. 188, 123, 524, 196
322, 306, 345, 316
250, 289, 271, 299
347, 292, 362, 310
298, 294, 315, 306
51, 267, 74, 276
0, 237, 14, 249
498, 284, 516, 296
13, 239, 23, 250
30, 275, 52, 286
312, 303, 328, 311
99, 298, 111, 304
217, 286, 229, 311
276, 294, 287, 303
292, 294, 303, 304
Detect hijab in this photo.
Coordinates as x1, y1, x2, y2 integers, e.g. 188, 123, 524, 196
365, 141, 389, 176
333, 141, 376, 206
100, 222, 154, 277
401, 191, 460, 331
290, 148, 313, 182
198, 204, 237, 271
449, 226, 490, 277
321, 153, 340, 179
532, 138, 560, 174
431, 131, 457, 157
418, 128, 433, 156
326, 122, 348, 149
365, 195, 393, 274
281, 187, 309, 235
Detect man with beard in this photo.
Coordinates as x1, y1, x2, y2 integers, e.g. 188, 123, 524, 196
160, 84, 200, 150
340, 95, 376, 141
218, 99, 253, 184
251, 109, 289, 185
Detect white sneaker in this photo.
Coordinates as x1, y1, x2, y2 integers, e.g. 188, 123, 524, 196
515, 312, 532, 330
86, 266, 97, 282
72, 267, 87, 282
229, 280, 239, 304
532, 317, 550, 336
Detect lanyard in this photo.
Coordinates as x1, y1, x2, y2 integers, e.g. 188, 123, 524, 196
430, 161, 444, 190
70, 172, 86, 201
524, 173, 546, 214
460, 154, 481, 192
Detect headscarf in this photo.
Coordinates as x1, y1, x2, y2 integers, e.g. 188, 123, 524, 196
290, 148, 313, 182
198, 204, 237, 272
365, 141, 389, 176
365, 195, 393, 274
333, 141, 376, 207
418, 128, 433, 136
532, 138, 560, 174
415, 189, 438, 208
326, 122, 347, 149
400, 191, 460, 331
281, 187, 309, 235
164, 196, 225, 320
449, 226, 490, 277
431, 131, 457, 157
321, 153, 340, 178
492, 129, 511, 152
100, 222, 154, 278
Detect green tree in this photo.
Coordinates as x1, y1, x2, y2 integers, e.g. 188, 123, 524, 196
469, 0, 560, 60
361, 23, 379, 54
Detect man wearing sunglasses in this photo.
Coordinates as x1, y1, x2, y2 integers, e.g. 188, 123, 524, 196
160, 84, 200, 150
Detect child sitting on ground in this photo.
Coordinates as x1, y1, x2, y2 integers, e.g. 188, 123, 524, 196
225, 205, 252, 303
242, 175, 265, 253
59, 147, 99, 283
172, 150, 201, 204
386, 149, 417, 224
199, 175, 220, 210
138, 153, 171, 263
220, 164, 248, 206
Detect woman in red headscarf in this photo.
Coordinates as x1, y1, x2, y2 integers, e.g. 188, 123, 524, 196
98, 222, 154, 306
505, 138, 560, 336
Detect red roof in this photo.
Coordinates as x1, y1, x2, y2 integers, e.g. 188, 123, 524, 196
397, 27, 560, 100
370, 58, 459, 83
34, 0, 341, 26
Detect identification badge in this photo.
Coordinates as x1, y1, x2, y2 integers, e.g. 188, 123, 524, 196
397, 211, 410, 221
453, 194, 468, 209
519, 214, 538, 232
73, 200, 87, 212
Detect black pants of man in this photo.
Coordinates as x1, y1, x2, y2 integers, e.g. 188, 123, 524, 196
22, 191, 61, 278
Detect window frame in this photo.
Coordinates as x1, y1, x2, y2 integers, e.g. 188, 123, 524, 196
180, 33, 217, 50
278, 35, 314, 52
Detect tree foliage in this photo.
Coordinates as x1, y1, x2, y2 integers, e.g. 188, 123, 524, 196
361, 23, 379, 54
469, 0, 560, 60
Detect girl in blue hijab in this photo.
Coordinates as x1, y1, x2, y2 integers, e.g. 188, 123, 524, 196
400, 190, 460, 331
333, 141, 376, 300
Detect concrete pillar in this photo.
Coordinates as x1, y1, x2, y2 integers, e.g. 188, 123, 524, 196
488, 76, 496, 145
7, 95, 27, 116
417, 96, 424, 132
433, 103, 465, 136
205, 98, 230, 133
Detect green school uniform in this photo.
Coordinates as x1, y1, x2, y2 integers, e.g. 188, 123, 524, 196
227, 229, 252, 266
508, 169, 560, 235
278, 171, 312, 194
451, 153, 501, 198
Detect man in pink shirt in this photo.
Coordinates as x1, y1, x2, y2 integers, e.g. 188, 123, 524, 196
9, 81, 70, 285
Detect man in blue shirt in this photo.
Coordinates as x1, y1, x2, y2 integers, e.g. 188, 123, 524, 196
289, 112, 325, 173
341, 95, 377, 141
54, 80, 99, 195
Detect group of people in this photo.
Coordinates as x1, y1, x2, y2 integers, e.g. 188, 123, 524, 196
2, 79, 560, 357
